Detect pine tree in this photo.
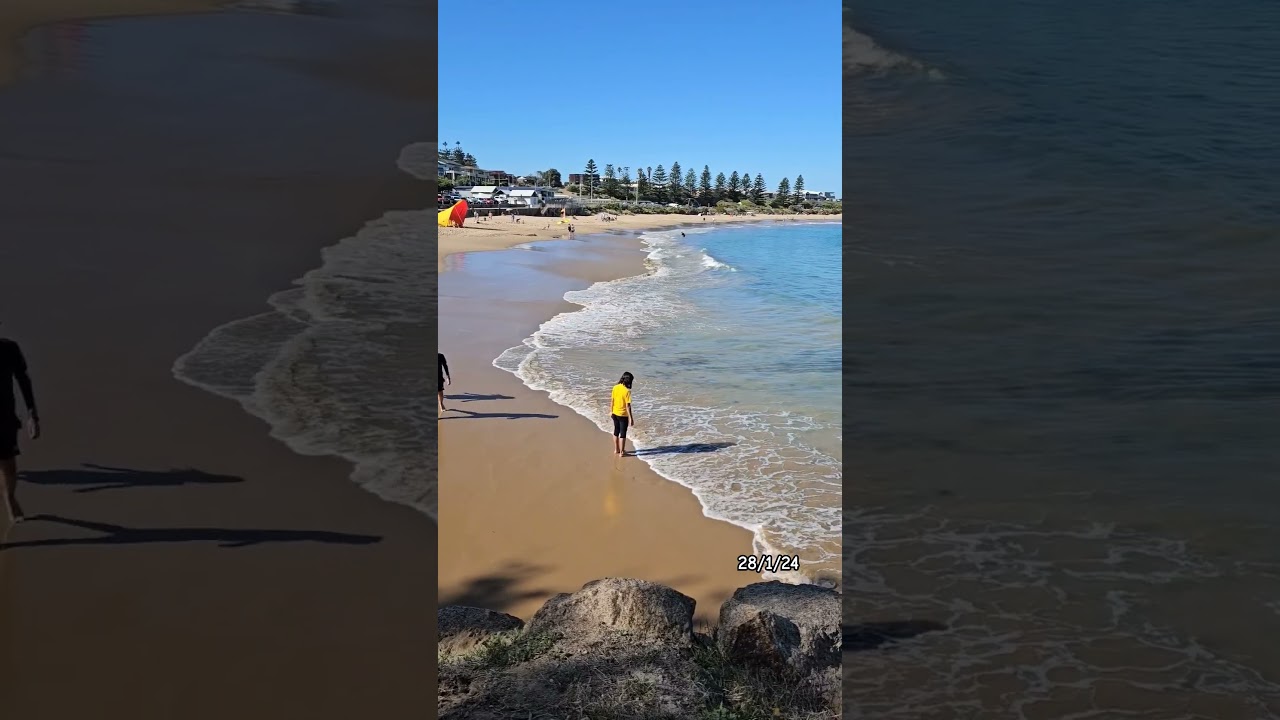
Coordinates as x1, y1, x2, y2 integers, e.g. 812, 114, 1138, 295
584, 159, 598, 197
603, 164, 619, 198
620, 167, 633, 200
793, 175, 805, 202
728, 171, 741, 201
685, 169, 697, 204
752, 174, 766, 203
636, 166, 649, 202
714, 172, 727, 202
451, 141, 465, 165
651, 165, 669, 203
699, 165, 713, 203
669, 162, 683, 204
463, 153, 477, 167
774, 177, 791, 207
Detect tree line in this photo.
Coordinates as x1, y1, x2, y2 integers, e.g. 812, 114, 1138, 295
439, 141, 478, 169
438, 142, 834, 208
572, 159, 822, 208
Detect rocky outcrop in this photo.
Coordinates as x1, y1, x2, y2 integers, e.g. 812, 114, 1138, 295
438, 577, 840, 719
436, 606, 525, 656
718, 580, 841, 674
526, 578, 696, 647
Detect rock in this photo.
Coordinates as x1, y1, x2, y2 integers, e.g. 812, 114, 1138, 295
526, 578, 696, 647
437, 606, 524, 655
717, 581, 841, 676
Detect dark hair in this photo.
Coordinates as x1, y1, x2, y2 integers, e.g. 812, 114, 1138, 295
618, 372, 634, 388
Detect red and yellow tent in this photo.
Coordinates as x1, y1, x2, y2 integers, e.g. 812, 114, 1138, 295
437, 199, 469, 227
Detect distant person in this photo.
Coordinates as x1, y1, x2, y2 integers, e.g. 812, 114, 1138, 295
438, 353, 451, 412
568, 224, 576, 240
609, 372, 636, 456
680, 232, 686, 237
1, 334, 40, 523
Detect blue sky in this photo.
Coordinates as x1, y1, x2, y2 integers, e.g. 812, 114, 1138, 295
438, 1, 842, 196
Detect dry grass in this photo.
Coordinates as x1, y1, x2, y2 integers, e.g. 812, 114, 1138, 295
438, 627, 839, 720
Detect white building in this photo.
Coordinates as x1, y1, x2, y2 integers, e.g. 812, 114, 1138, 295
507, 187, 558, 207
465, 185, 507, 202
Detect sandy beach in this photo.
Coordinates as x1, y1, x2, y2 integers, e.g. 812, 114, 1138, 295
438, 213, 840, 624
438, 211, 840, 271
0, 3, 433, 718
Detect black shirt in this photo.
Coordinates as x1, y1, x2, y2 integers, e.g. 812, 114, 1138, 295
0, 338, 36, 420
439, 353, 449, 377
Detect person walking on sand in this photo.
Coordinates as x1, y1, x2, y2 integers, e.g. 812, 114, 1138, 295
1, 333, 40, 523
609, 372, 636, 456
438, 352, 451, 412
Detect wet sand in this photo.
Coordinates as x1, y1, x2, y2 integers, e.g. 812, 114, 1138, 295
438, 218, 838, 623
0, 4, 433, 718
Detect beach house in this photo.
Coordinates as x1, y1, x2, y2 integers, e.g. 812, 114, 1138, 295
507, 188, 558, 207
465, 185, 510, 203
799, 190, 838, 202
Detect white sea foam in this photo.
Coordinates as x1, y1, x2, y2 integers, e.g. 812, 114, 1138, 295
173, 143, 435, 518
700, 251, 735, 271
844, 22, 943, 79
843, 506, 1280, 714
494, 226, 842, 584
396, 141, 435, 181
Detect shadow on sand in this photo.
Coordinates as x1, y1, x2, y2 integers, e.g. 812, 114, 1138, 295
444, 392, 515, 402
632, 442, 736, 457
0, 515, 381, 551
21, 464, 242, 494
842, 620, 947, 652
441, 409, 558, 420
439, 561, 553, 614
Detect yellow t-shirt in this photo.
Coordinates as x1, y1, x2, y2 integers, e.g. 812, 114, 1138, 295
611, 384, 632, 417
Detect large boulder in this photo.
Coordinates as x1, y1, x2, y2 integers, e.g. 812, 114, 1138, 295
437, 605, 525, 656
526, 578, 696, 647
717, 581, 840, 676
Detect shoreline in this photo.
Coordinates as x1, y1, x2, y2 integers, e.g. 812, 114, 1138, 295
0, 4, 435, 716
439, 215, 841, 621
438, 212, 841, 271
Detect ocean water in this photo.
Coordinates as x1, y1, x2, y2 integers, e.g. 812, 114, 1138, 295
847, 3, 1280, 717
172, 141, 436, 518
496, 223, 843, 584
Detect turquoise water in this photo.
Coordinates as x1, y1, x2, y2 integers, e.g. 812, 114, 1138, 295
496, 222, 842, 583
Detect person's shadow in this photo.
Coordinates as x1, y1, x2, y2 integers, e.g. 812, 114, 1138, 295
632, 442, 735, 456
441, 409, 557, 420
444, 393, 514, 403
21, 464, 242, 494
0, 515, 381, 551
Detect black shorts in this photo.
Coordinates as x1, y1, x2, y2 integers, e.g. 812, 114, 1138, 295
438, 373, 445, 389
611, 414, 629, 439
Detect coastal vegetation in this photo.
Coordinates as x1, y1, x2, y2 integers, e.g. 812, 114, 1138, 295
438, 578, 840, 720
436, 143, 840, 215
571, 158, 839, 213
